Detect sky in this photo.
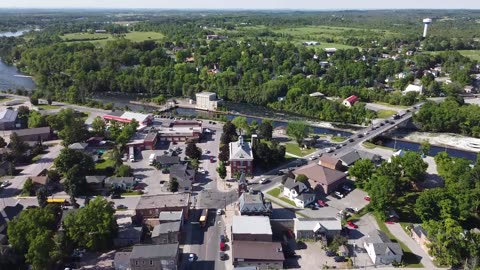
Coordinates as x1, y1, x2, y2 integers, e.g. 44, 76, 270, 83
2, 0, 480, 10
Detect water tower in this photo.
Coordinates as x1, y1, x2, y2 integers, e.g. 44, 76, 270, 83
422, 18, 432, 38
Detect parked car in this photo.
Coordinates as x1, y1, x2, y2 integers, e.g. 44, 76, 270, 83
116, 204, 128, 210
219, 251, 226, 260
310, 204, 318, 210
334, 191, 345, 198
345, 207, 356, 213
364, 196, 371, 202
317, 200, 328, 207
334, 256, 346, 262
188, 254, 195, 262
220, 241, 226, 251
326, 250, 336, 257
347, 220, 358, 229
259, 178, 269, 184
216, 209, 223, 215
348, 138, 355, 142
342, 184, 352, 192
0, 181, 11, 188
210, 157, 215, 163
309, 155, 318, 161
110, 193, 121, 199
220, 235, 226, 243
277, 170, 284, 175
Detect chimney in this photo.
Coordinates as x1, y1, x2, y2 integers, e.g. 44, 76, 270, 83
251, 134, 258, 148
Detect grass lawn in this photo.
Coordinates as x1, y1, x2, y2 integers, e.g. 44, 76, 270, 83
426, 50, 480, 62
285, 142, 317, 157
37, 104, 60, 110
377, 109, 397, 119
374, 214, 423, 268
62, 31, 164, 45
95, 159, 115, 170
331, 136, 346, 142
32, 154, 43, 163
266, 187, 297, 207
362, 141, 394, 151
374, 102, 410, 109
121, 190, 143, 196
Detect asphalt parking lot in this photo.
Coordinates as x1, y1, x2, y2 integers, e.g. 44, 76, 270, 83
286, 242, 347, 269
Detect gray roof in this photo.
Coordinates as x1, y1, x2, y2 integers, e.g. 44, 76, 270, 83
156, 155, 180, 165
229, 136, 253, 161
159, 211, 183, 222
412, 224, 428, 238
117, 227, 142, 240
152, 221, 181, 237
1, 204, 23, 221
283, 178, 309, 193
68, 142, 88, 150
365, 230, 403, 256
339, 151, 362, 166
105, 177, 135, 185
170, 163, 195, 183
295, 218, 342, 232
130, 244, 179, 259
136, 194, 190, 210
12, 127, 51, 137
232, 216, 272, 235
114, 252, 131, 270
0, 109, 18, 122
239, 192, 272, 215
296, 192, 316, 202
85, 175, 106, 184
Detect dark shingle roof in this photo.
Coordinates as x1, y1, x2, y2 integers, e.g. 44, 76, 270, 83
86, 176, 107, 184
156, 155, 181, 165
239, 192, 272, 215
130, 244, 179, 259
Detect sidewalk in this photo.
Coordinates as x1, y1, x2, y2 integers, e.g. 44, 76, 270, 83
386, 223, 439, 269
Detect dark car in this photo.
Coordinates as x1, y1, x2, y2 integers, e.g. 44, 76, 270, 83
220, 235, 226, 243
277, 170, 285, 176
357, 134, 364, 138
334, 256, 346, 262
310, 205, 318, 210
110, 193, 121, 199
348, 138, 355, 142
326, 251, 336, 257
345, 207, 356, 213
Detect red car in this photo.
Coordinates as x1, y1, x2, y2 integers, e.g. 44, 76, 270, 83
385, 221, 395, 225
347, 221, 358, 229
364, 196, 371, 202
317, 200, 328, 207
210, 157, 215, 163
220, 241, 225, 251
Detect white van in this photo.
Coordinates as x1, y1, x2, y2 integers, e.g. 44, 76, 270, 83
149, 153, 156, 165
129, 146, 135, 162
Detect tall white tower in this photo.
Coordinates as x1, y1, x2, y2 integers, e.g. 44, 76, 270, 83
423, 18, 432, 38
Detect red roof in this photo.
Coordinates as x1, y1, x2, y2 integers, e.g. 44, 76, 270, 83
103, 115, 132, 123
344, 95, 359, 104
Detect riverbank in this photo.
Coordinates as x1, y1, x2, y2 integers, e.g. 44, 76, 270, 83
392, 130, 480, 153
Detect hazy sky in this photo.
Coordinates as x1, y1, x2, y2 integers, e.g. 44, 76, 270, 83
3, 0, 480, 9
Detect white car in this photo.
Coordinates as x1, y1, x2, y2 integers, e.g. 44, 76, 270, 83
259, 178, 268, 184
199, 168, 205, 173
309, 155, 318, 161
216, 209, 223, 215
0, 181, 11, 188
188, 253, 195, 262
334, 191, 345, 198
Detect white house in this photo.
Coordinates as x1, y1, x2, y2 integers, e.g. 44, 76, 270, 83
283, 178, 315, 208
195, 92, 218, 111
364, 230, 403, 265
402, 84, 423, 95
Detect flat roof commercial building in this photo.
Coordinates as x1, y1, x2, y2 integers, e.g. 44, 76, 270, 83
232, 216, 273, 242
232, 241, 285, 269
135, 194, 190, 219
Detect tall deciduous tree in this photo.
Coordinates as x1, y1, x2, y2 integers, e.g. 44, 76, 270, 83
366, 174, 396, 219
217, 162, 227, 180
36, 187, 48, 208
186, 142, 201, 160
221, 121, 237, 145
91, 116, 107, 137
287, 121, 309, 146
218, 144, 230, 162
348, 159, 375, 188
54, 148, 94, 176
232, 116, 251, 135
63, 197, 117, 251
399, 151, 428, 182
258, 120, 273, 140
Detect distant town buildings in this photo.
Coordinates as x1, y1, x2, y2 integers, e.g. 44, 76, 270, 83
195, 92, 219, 111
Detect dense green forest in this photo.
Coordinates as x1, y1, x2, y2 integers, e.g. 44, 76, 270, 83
0, 10, 479, 124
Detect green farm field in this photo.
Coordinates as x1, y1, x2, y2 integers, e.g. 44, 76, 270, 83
61, 31, 165, 45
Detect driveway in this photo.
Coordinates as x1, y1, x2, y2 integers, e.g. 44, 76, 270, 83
387, 223, 438, 269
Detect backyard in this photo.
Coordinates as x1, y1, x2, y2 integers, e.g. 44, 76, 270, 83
285, 142, 317, 157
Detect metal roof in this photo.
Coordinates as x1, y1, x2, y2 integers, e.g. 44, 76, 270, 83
232, 216, 272, 235
0, 109, 18, 122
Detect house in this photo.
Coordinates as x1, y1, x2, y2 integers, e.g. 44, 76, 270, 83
282, 178, 315, 208
339, 150, 382, 167
155, 154, 181, 168
342, 95, 359, 107
11, 127, 51, 142
0, 109, 18, 130
403, 84, 423, 95
238, 192, 272, 216
364, 230, 403, 265
151, 221, 181, 244
144, 132, 158, 150
135, 193, 190, 219
195, 92, 218, 111
114, 227, 142, 248
232, 241, 285, 269
294, 218, 342, 241
130, 244, 179, 270
0, 204, 24, 233
273, 125, 287, 135
293, 163, 347, 194
309, 92, 325, 98
0, 161, 12, 177
464, 85, 476, 94
232, 216, 273, 242
159, 210, 184, 224
85, 175, 106, 191
411, 225, 432, 257
31, 175, 52, 190
229, 136, 254, 175
103, 111, 153, 126
114, 252, 131, 270
318, 156, 342, 170
68, 142, 89, 151
105, 177, 136, 190
169, 163, 195, 192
